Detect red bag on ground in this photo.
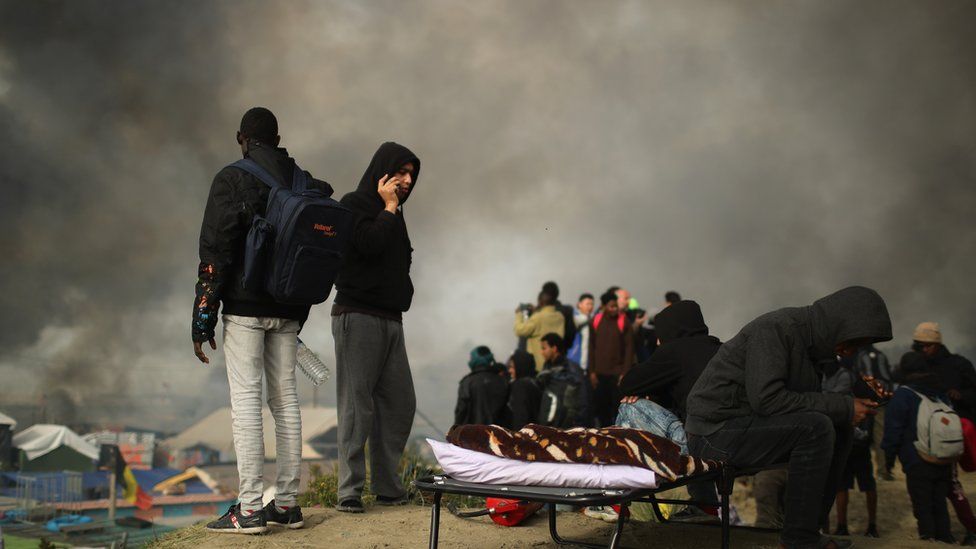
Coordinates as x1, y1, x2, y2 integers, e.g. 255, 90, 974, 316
484, 498, 543, 527
960, 417, 976, 472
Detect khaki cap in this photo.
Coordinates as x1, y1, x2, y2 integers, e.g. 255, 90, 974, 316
913, 321, 942, 344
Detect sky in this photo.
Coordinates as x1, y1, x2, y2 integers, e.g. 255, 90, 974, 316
0, 0, 974, 435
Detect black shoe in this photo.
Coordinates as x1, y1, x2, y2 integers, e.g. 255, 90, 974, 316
375, 494, 410, 506
206, 504, 268, 534
833, 524, 849, 536
864, 524, 879, 538
336, 498, 365, 513
962, 532, 976, 546
817, 536, 853, 549
263, 499, 304, 529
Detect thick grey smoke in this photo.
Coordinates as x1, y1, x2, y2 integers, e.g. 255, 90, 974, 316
1, 0, 974, 434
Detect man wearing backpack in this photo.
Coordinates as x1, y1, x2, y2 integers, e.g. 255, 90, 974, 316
913, 321, 976, 545
882, 352, 960, 543
332, 142, 420, 513
192, 107, 333, 533
537, 333, 585, 428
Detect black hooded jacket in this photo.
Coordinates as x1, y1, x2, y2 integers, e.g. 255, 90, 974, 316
192, 144, 333, 342
455, 364, 509, 426
619, 301, 721, 421
685, 286, 893, 436
927, 345, 976, 421
507, 350, 542, 430
332, 142, 420, 320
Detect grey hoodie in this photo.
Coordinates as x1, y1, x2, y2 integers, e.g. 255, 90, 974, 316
685, 286, 892, 436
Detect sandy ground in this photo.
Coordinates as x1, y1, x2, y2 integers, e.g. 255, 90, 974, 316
151, 462, 976, 549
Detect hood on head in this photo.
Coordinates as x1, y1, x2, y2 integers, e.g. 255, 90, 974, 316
809, 286, 892, 359
355, 141, 420, 205
510, 350, 536, 379
654, 300, 708, 344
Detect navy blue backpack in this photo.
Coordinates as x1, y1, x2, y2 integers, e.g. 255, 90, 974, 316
230, 158, 353, 305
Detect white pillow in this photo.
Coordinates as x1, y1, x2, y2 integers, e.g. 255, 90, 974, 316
427, 439, 657, 489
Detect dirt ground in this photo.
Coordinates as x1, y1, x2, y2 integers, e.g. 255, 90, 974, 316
151, 465, 976, 548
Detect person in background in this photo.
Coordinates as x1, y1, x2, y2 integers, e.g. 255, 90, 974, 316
823, 354, 879, 538
853, 344, 895, 481
568, 293, 595, 425
514, 288, 565, 371
589, 291, 634, 427
882, 352, 954, 543
537, 333, 585, 427
543, 281, 577, 353
913, 321, 976, 545
454, 346, 509, 426
506, 350, 541, 430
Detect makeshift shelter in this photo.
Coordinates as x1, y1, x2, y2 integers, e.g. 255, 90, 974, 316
163, 407, 337, 467
0, 411, 16, 470
13, 424, 99, 473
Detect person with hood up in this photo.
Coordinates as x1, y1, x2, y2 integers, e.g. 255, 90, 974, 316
685, 286, 892, 549
881, 352, 955, 543
506, 350, 542, 430
331, 142, 420, 513
617, 300, 722, 443
454, 346, 509, 426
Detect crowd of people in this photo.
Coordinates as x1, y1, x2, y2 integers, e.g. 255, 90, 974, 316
454, 281, 976, 548
190, 108, 976, 549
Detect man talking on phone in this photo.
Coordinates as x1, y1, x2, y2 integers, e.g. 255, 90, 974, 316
331, 142, 421, 513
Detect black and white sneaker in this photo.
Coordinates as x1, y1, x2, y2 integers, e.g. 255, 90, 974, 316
336, 498, 365, 513
206, 504, 268, 534
263, 499, 305, 529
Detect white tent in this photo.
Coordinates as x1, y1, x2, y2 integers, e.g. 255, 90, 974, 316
164, 406, 337, 461
13, 424, 100, 461
0, 411, 16, 429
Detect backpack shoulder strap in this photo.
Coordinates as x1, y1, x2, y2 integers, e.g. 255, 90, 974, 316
230, 158, 281, 189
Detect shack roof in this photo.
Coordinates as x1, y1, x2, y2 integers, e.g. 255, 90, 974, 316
13, 424, 100, 461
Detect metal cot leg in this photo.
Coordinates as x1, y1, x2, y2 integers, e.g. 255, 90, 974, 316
429, 491, 442, 549
720, 470, 731, 549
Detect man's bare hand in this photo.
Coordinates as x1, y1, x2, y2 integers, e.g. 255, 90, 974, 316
853, 398, 878, 425
589, 372, 599, 389
377, 174, 399, 212
949, 389, 963, 401
194, 338, 216, 364
620, 395, 643, 405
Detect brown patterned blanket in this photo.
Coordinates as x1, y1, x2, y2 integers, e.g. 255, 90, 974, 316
446, 423, 717, 482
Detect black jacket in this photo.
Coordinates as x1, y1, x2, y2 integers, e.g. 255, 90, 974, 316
685, 286, 892, 436
332, 142, 420, 319
507, 350, 541, 430
455, 364, 509, 426
928, 345, 976, 421
192, 145, 333, 342
619, 301, 721, 421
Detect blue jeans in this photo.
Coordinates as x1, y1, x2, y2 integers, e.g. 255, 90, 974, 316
616, 399, 688, 454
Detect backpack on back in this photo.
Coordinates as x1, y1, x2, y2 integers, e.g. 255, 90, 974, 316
231, 159, 353, 305
536, 367, 582, 428
909, 388, 964, 464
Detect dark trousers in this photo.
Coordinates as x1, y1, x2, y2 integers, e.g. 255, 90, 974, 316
688, 412, 852, 549
906, 462, 953, 542
592, 374, 620, 427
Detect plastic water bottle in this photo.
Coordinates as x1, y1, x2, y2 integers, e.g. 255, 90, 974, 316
296, 338, 330, 386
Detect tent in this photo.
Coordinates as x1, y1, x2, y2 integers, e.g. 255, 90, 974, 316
13, 424, 100, 473
0, 411, 17, 429
163, 407, 337, 465
0, 411, 15, 470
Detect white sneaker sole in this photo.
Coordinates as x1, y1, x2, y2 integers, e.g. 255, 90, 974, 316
268, 520, 305, 529
206, 525, 268, 534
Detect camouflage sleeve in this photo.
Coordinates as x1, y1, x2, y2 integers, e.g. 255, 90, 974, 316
191, 262, 222, 343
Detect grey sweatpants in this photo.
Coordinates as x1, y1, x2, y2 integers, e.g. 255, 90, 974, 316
333, 312, 416, 501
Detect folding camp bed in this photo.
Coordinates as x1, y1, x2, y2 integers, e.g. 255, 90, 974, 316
414, 465, 734, 549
